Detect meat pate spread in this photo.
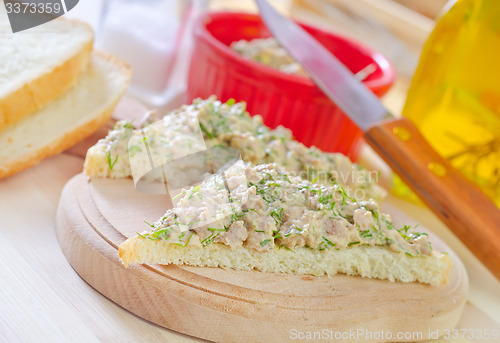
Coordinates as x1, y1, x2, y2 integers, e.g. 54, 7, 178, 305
230, 37, 308, 77
89, 97, 385, 201
138, 162, 433, 256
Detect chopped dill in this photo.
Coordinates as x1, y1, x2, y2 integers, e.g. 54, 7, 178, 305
270, 207, 284, 225
199, 122, 215, 139
172, 232, 195, 247
201, 233, 219, 246
207, 227, 228, 232
123, 121, 134, 129
105, 151, 118, 170
225, 98, 236, 106
260, 239, 271, 247
322, 236, 336, 247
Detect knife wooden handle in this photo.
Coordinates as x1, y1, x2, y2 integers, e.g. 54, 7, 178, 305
365, 117, 500, 280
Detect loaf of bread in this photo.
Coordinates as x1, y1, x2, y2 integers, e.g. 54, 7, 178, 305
0, 17, 94, 131
0, 52, 130, 178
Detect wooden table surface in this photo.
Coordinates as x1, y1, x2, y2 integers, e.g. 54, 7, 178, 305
1, 1, 500, 342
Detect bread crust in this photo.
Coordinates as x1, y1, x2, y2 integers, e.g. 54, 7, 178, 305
0, 51, 131, 179
0, 19, 94, 131
0, 103, 112, 178
119, 236, 453, 286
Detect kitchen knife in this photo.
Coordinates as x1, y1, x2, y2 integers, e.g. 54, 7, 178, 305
255, 0, 500, 280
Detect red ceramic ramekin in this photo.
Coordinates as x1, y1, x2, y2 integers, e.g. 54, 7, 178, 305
186, 12, 395, 161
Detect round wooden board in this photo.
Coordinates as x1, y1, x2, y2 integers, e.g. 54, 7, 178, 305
55, 173, 469, 343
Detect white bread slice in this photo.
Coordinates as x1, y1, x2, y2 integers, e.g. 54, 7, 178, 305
0, 17, 93, 130
117, 160, 452, 287
119, 238, 452, 286
0, 52, 130, 178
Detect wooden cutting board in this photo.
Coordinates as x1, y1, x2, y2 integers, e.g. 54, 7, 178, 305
55, 173, 468, 343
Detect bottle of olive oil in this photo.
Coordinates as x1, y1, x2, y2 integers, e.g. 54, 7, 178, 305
395, 0, 500, 206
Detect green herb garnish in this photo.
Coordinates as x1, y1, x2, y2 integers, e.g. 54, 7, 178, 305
207, 227, 228, 232
201, 233, 219, 246
322, 236, 336, 247
188, 185, 202, 199
337, 186, 355, 205
172, 232, 195, 247
123, 121, 134, 129
138, 225, 172, 240
230, 212, 245, 222
273, 232, 282, 239
106, 151, 118, 170
172, 191, 186, 200
360, 230, 372, 238
270, 207, 284, 225
199, 122, 215, 139
128, 145, 142, 157
137, 232, 159, 241
260, 239, 271, 247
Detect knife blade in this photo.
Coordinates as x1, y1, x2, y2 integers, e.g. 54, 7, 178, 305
255, 0, 500, 280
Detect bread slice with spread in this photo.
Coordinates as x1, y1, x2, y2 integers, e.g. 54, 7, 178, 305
118, 162, 451, 286
84, 97, 451, 286
84, 97, 385, 201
